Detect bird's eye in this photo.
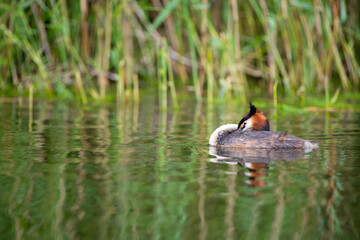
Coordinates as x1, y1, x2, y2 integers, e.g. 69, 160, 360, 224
244, 122, 247, 126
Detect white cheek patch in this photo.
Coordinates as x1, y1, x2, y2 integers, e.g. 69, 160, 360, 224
242, 119, 253, 132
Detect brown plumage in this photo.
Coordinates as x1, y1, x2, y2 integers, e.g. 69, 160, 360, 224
251, 110, 269, 131
209, 102, 318, 150
215, 130, 315, 149
238, 102, 270, 131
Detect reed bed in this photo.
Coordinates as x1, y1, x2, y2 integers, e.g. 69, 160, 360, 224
0, 0, 359, 105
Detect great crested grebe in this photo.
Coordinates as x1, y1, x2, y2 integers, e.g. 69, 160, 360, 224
209, 102, 318, 150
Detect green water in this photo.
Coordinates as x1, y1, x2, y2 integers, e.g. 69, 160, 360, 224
0, 94, 359, 240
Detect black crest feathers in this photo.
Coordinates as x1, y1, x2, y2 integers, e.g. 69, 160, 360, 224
237, 101, 257, 129
249, 101, 257, 116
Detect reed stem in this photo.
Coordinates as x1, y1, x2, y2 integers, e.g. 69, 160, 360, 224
0, 0, 358, 104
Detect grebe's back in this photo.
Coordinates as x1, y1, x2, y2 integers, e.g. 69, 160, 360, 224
210, 128, 318, 150
209, 102, 318, 151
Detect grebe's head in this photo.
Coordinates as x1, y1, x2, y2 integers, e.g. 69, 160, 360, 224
237, 101, 270, 131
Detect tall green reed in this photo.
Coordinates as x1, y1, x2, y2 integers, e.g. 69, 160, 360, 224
0, 0, 358, 106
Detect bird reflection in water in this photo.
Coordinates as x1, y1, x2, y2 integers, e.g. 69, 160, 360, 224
209, 146, 313, 187
238, 162, 268, 187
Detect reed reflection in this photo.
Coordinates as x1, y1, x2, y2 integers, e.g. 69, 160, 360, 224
209, 146, 313, 187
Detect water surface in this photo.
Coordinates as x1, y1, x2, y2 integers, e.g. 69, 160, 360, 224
0, 95, 359, 240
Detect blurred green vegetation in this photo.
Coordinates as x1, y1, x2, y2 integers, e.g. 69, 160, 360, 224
0, 0, 359, 107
